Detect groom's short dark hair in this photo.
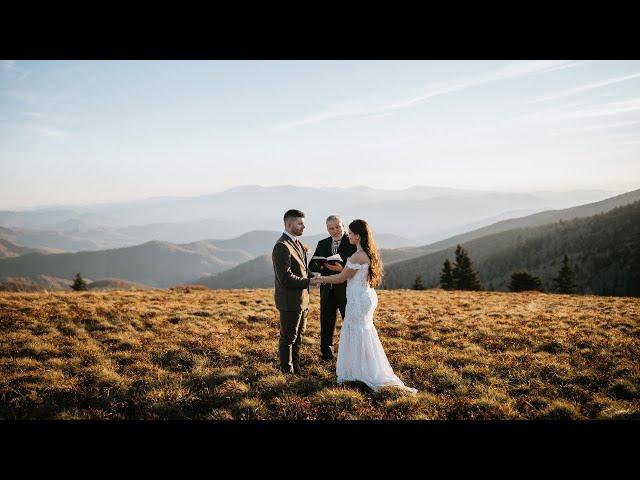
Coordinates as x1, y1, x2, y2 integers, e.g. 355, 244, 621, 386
284, 209, 305, 221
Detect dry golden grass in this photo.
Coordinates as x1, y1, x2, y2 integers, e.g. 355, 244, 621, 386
1, 288, 639, 420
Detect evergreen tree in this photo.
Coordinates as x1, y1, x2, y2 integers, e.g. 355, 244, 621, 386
412, 274, 425, 290
440, 259, 454, 290
452, 245, 483, 291
553, 255, 577, 294
71, 272, 88, 291
509, 271, 543, 292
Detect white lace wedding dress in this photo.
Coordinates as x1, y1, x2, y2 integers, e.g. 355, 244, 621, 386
336, 258, 417, 393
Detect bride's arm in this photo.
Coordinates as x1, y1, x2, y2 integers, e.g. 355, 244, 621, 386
316, 252, 369, 284
318, 266, 357, 284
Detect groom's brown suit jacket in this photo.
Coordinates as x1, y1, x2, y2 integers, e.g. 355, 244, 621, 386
272, 233, 311, 311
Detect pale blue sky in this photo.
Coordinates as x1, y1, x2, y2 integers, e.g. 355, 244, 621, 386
1, 60, 639, 209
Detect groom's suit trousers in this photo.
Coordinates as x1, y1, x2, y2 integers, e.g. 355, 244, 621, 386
278, 308, 308, 374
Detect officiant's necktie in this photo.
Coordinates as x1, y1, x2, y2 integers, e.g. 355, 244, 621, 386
330, 238, 340, 290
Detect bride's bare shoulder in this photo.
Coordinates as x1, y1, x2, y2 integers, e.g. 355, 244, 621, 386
349, 250, 370, 265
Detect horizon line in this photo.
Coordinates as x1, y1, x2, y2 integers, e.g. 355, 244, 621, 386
1, 183, 633, 211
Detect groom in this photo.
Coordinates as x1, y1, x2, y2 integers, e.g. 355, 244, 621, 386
272, 209, 313, 374
309, 214, 357, 361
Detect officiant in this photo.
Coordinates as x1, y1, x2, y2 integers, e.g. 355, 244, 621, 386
309, 214, 357, 361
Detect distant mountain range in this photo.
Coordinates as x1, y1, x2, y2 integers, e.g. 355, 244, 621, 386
0, 185, 620, 251
1, 186, 637, 295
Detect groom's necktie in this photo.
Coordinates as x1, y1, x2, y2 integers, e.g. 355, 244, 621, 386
294, 238, 305, 266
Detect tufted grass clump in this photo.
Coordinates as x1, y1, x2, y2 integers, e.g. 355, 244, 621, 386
537, 400, 585, 420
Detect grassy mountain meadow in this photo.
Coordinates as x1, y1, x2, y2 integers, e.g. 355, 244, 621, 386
1, 288, 638, 420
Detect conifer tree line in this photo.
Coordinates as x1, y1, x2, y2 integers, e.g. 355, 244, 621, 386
426, 245, 580, 294
506, 255, 578, 293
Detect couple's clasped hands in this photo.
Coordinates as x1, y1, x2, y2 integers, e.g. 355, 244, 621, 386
310, 262, 343, 286
310, 272, 322, 286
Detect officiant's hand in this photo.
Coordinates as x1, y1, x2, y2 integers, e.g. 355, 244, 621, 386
326, 263, 343, 272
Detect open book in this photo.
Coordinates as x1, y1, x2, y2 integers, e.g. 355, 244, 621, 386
310, 253, 343, 269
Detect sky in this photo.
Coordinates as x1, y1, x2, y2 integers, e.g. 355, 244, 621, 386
1, 60, 639, 209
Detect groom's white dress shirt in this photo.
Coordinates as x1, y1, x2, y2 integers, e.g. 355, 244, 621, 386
283, 231, 304, 258
283, 230, 299, 242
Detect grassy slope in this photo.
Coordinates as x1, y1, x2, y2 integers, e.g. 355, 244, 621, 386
1, 288, 638, 420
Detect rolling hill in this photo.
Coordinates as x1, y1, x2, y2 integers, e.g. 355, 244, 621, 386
194, 247, 435, 289
420, 187, 640, 253
86, 278, 156, 291
0, 274, 74, 292
0, 238, 60, 258
0, 239, 253, 288
196, 254, 274, 289
383, 200, 640, 297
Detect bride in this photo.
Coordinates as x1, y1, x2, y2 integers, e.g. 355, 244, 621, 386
310, 219, 417, 394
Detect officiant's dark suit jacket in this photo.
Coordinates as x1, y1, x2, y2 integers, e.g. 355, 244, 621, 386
272, 233, 311, 311
309, 234, 357, 303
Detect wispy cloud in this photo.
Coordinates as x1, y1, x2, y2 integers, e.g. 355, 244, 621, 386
20, 111, 47, 120
556, 97, 640, 120
0, 60, 29, 80
531, 72, 640, 103
26, 124, 68, 139
568, 120, 640, 132
276, 61, 590, 130
2, 91, 64, 108
1, 60, 16, 72
518, 97, 640, 125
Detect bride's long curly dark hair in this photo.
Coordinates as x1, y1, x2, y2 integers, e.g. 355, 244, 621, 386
349, 219, 383, 288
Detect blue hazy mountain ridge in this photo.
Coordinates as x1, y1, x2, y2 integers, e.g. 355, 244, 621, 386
420, 187, 640, 252
0, 238, 61, 258
0, 186, 620, 252
0, 224, 138, 252
383, 199, 640, 297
